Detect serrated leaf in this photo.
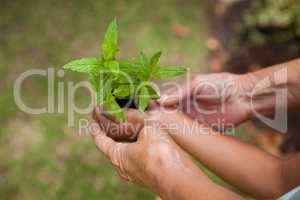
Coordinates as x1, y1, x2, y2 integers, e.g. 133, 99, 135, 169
119, 61, 141, 74
138, 52, 151, 80
113, 85, 132, 99
101, 78, 113, 104
102, 19, 119, 61
89, 73, 100, 90
150, 51, 162, 66
117, 74, 138, 84
62, 18, 187, 120
147, 85, 160, 99
104, 93, 124, 122
152, 66, 186, 79
102, 43, 118, 61
90, 74, 113, 104
119, 61, 143, 83
139, 51, 148, 67
104, 60, 119, 73
89, 73, 103, 104
104, 18, 118, 44
63, 57, 103, 73
138, 85, 150, 112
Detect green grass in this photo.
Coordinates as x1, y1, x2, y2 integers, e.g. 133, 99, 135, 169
0, 0, 209, 199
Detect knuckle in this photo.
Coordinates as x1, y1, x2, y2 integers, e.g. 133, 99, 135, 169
109, 147, 119, 166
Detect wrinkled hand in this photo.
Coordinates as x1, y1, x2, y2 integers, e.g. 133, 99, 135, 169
160, 73, 251, 130
93, 106, 145, 142
90, 118, 203, 197
93, 101, 160, 142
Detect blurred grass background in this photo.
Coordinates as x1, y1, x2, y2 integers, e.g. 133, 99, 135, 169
0, 0, 210, 199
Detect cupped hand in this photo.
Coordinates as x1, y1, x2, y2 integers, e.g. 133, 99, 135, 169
89, 120, 205, 198
160, 73, 252, 130
93, 106, 145, 142
93, 101, 160, 142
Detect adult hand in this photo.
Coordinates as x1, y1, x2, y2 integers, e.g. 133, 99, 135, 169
93, 101, 160, 142
89, 120, 207, 199
160, 73, 252, 130
93, 106, 145, 142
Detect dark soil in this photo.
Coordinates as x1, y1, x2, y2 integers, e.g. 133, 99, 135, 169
116, 98, 137, 109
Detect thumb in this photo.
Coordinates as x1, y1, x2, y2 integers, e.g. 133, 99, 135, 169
159, 86, 190, 107
90, 123, 117, 159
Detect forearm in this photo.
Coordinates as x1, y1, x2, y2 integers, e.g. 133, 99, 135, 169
142, 129, 244, 200
156, 162, 244, 200
160, 112, 290, 199
241, 58, 300, 116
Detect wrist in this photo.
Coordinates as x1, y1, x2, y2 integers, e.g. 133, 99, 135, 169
236, 74, 255, 119
154, 165, 207, 200
237, 66, 294, 118
239, 72, 278, 118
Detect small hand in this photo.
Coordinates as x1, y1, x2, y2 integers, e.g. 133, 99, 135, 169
160, 73, 251, 130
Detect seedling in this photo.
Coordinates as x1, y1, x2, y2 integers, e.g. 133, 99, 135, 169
63, 19, 186, 122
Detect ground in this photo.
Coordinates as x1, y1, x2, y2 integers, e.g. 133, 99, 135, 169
0, 1, 210, 199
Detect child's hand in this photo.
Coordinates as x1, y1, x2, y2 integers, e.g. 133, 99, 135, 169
160, 73, 251, 130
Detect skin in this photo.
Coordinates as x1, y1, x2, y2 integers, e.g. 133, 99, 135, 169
150, 110, 300, 199
93, 106, 144, 141
160, 72, 251, 130
91, 58, 300, 200
160, 59, 300, 128
90, 114, 243, 200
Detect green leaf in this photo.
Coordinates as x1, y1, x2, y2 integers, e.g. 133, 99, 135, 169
63, 57, 103, 73
89, 73, 102, 104
117, 75, 138, 84
90, 74, 113, 104
102, 43, 118, 61
150, 51, 162, 66
113, 85, 132, 99
139, 51, 148, 67
102, 19, 119, 60
101, 78, 113, 104
89, 73, 100, 90
138, 52, 151, 80
104, 18, 118, 45
152, 66, 187, 79
119, 61, 141, 74
62, 18, 187, 120
119, 61, 143, 83
104, 93, 124, 122
104, 60, 119, 73
147, 85, 160, 99
138, 85, 151, 112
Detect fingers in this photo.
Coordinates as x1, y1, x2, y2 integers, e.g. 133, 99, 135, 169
124, 109, 145, 124
121, 109, 145, 141
90, 123, 134, 182
136, 126, 148, 141
90, 123, 117, 159
93, 106, 145, 142
159, 86, 190, 107
93, 105, 117, 129
94, 106, 123, 140
148, 100, 160, 110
